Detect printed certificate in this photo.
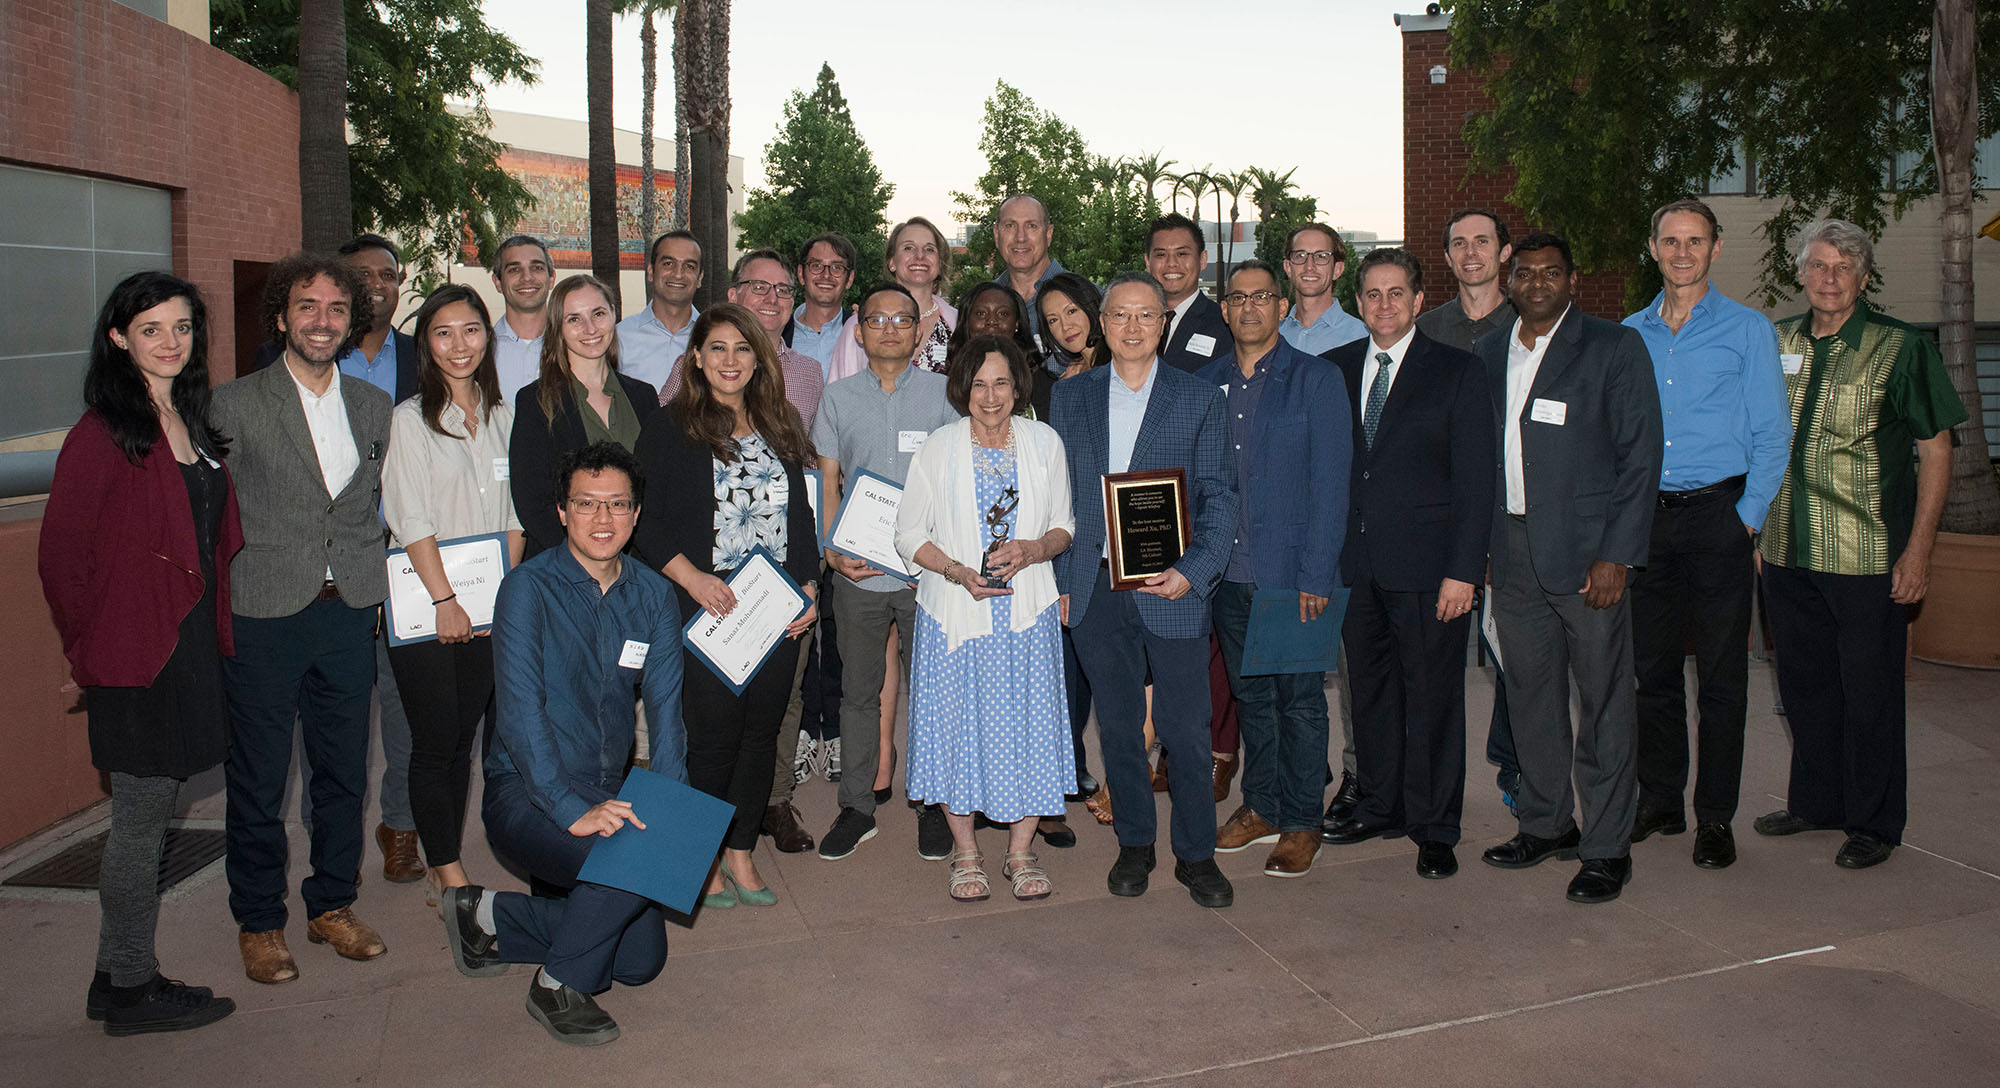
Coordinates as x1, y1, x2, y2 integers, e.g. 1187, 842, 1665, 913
822, 468, 911, 579
681, 548, 811, 694
383, 531, 513, 646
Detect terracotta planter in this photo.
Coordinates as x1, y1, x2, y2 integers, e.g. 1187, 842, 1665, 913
1910, 531, 2000, 669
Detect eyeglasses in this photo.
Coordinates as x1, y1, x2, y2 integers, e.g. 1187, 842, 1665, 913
735, 279, 796, 300
862, 313, 917, 329
803, 259, 851, 276
1287, 249, 1337, 266
567, 497, 637, 516
1102, 309, 1163, 327
1222, 290, 1280, 306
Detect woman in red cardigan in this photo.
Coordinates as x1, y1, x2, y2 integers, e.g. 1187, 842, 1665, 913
39, 271, 243, 1037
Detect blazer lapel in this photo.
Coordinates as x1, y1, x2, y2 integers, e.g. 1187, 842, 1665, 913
263, 362, 334, 500
1526, 309, 1585, 402
1128, 364, 1175, 470
1085, 367, 1113, 474
330, 377, 375, 501
1372, 338, 1427, 452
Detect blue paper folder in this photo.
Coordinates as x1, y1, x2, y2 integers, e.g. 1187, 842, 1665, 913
574, 766, 736, 914
1239, 586, 1349, 675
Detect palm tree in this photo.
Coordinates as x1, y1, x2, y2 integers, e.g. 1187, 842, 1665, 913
586, 0, 620, 306
1125, 151, 1177, 212
298, 0, 351, 251
673, 0, 731, 308
1216, 170, 1249, 290
1933, 0, 1998, 532
1179, 168, 1214, 290
1243, 165, 1299, 228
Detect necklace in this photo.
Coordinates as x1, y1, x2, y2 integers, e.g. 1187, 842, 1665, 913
973, 421, 1015, 477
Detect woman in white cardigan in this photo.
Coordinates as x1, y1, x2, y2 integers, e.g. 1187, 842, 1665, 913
895, 336, 1075, 902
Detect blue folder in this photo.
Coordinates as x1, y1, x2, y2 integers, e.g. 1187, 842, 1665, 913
574, 766, 736, 915
1239, 587, 1349, 675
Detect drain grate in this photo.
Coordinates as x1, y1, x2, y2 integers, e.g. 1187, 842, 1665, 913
3, 826, 226, 893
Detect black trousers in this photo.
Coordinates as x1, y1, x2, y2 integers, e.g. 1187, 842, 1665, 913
1343, 578, 1471, 845
682, 637, 802, 851
1762, 563, 1908, 844
1631, 488, 1755, 824
386, 636, 495, 867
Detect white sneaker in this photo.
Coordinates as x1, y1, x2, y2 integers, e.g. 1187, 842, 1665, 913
793, 734, 817, 784
822, 737, 843, 782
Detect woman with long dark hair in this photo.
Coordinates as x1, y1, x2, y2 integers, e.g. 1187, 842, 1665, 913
634, 304, 821, 907
509, 275, 658, 558
1034, 272, 1108, 378
382, 285, 525, 905
39, 271, 241, 1035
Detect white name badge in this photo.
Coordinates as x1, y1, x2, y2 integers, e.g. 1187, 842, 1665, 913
897, 429, 928, 453
1781, 353, 1803, 375
1530, 398, 1568, 425
619, 639, 650, 669
492, 457, 510, 481
1186, 332, 1218, 357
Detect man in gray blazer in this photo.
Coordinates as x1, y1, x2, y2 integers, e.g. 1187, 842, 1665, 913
212, 253, 395, 984
1476, 235, 1663, 905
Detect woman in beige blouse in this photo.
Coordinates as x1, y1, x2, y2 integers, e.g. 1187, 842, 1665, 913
383, 285, 526, 903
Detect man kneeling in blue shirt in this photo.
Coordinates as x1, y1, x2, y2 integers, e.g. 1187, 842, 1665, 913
438, 441, 686, 1046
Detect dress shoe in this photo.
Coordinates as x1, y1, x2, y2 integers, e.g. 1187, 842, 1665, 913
1321, 772, 1363, 824
1753, 809, 1829, 836
1263, 831, 1319, 878
1629, 808, 1687, 843
1174, 857, 1235, 907
526, 974, 620, 1046
1321, 817, 1405, 845
1211, 755, 1238, 803
762, 803, 815, 854
1834, 833, 1894, 870
1151, 750, 1170, 792
1565, 856, 1633, 903
1037, 819, 1077, 849
238, 929, 299, 984
305, 906, 387, 960
1481, 827, 1582, 869
1215, 805, 1281, 853
1107, 843, 1156, 897
1076, 768, 1101, 797
440, 885, 506, 977
1415, 840, 1459, 880
1692, 823, 1736, 869
375, 822, 425, 884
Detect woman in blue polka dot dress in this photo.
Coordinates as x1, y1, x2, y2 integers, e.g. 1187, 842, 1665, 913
895, 337, 1076, 902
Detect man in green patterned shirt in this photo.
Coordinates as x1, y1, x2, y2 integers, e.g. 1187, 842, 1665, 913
1752, 219, 1967, 871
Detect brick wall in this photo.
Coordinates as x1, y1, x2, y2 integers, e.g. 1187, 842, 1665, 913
1401, 26, 1629, 319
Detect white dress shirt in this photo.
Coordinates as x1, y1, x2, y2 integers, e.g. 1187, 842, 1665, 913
290, 362, 359, 498
1503, 306, 1571, 515
1358, 325, 1419, 405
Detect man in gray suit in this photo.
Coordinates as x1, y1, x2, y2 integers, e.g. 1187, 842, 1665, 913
212, 253, 395, 984
1476, 235, 1663, 904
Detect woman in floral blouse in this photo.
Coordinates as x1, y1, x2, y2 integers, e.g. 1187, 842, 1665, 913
634, 303, 820, 908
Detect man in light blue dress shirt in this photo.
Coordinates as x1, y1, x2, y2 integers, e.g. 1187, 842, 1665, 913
787, 232, 856, 378
615, 229, 702, 390
490, 234, 553, 402
1276, 223, 1367, 355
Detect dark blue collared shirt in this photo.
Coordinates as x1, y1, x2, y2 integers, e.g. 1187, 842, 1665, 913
1220, 352, 1271, 583
486, 543, 687, 829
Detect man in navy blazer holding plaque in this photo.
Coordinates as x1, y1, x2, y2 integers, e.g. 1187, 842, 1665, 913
1320, 248, 1494, 882
1052, 271, 1240, 907
440, 442, 687, 1046
1197, 260, 1352, 880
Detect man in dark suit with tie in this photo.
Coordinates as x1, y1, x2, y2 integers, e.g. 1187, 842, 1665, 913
1320, 249, 1494, 880
1147, 213, 1235, 374
1052, 271, 1240, 907
1476, 235, 1663, 904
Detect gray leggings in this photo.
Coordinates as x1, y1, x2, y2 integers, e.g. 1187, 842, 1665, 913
97, 772, 181, 986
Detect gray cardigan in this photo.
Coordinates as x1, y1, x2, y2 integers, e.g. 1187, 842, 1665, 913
212, 361, 393, 617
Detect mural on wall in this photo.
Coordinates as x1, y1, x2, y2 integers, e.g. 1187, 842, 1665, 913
468, 148, 679, 269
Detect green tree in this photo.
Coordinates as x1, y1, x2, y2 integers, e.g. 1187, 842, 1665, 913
213, 0, 539, 289
586, 0, 619, 302
1066, 156, 1156, 285
734, 64, 894, 298
949, 81, 1096, 297
1448, 0, 1998, 533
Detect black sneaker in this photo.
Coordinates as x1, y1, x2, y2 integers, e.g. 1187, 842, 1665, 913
1174, 858, 1235, 908
87, 970, 212, 1021
102, 974, 236, 1037
526, 975, 620, 1046
916, 804, 952, 860
442, 885, 507, 978
818, 808, 878, 860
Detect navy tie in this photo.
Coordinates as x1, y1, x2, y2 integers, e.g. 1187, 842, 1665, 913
1363, 352, 1394, 449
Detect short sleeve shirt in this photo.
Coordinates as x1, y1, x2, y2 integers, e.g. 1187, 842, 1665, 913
809, 366, 958, 592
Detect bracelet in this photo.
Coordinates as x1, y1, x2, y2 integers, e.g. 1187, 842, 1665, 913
942, 562, 961, 586
432, 592, 457, 606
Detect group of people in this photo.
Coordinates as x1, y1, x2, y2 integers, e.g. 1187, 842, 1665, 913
37, 191, 1963, 1046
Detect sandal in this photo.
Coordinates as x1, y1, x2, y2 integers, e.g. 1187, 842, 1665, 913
948, 849, 989, 902
1084, 787, 1114, 826
1002, 850, 1052, 901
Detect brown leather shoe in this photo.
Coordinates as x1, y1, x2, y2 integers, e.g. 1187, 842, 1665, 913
239, 928, 299, 984
376, 822, 425, 884
1215, 805, 1280, 853
1212, 754, 1239, 803
305, 906, 387, 960
1151, 750, 1170, 792
1084, 786, 1115, 825
762, 803, 815, 854
1263, 831, 1320, 878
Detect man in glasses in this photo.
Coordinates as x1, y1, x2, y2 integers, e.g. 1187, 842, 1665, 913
788, 233, 857, 378
618, 229, 704, 390
810, 284, 959, 861
1051, 272, 1239, 907
1277, 223, 1367, 355
656, 248, 825, 432
442, 441, 686, 1046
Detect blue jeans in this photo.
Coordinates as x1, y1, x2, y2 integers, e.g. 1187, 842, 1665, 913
1212, 581, 1330, 833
